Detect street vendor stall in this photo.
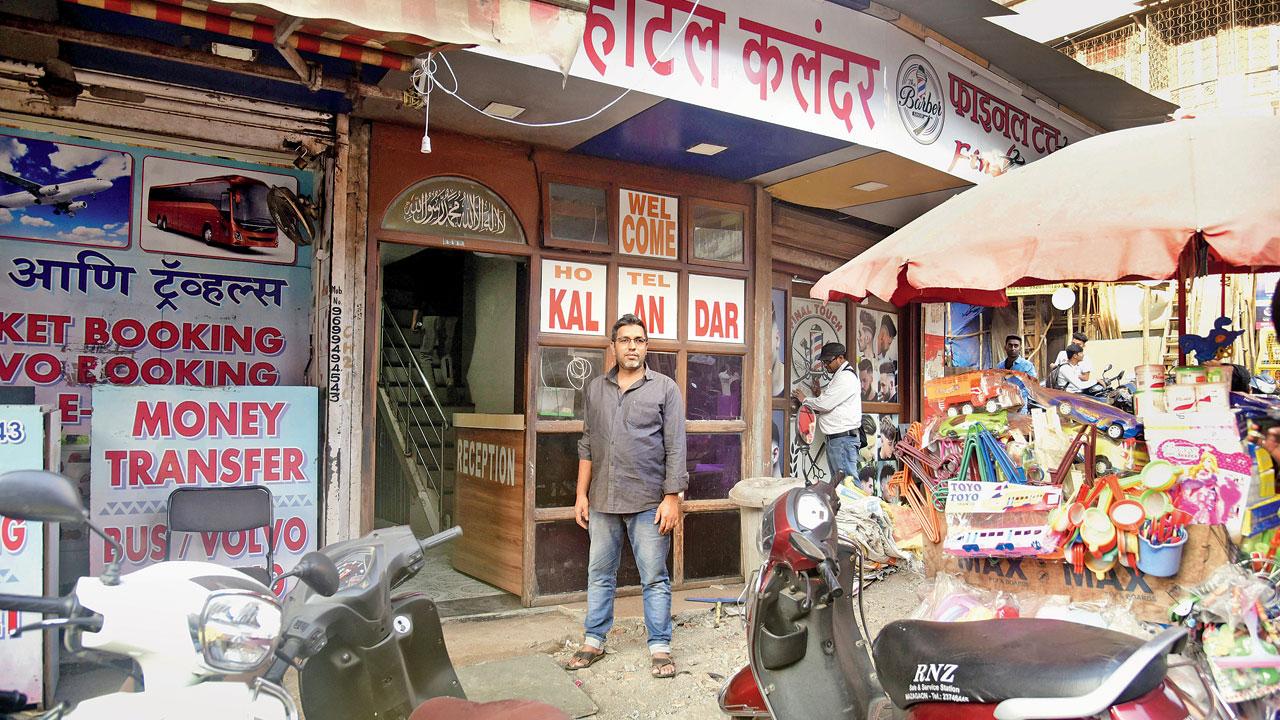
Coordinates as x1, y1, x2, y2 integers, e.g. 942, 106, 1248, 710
811, 114, 1280, 715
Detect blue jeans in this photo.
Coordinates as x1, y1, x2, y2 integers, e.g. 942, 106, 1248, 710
826, 434, 861, 484
584, 507, 673, 655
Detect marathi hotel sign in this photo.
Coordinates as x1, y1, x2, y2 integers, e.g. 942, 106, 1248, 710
383, 175, 526, 244
514, 0, 1092, 183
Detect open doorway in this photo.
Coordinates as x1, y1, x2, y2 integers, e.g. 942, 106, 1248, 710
374, 242, 527, 614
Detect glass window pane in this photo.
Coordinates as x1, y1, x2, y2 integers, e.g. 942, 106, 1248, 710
692, 205, 744, 263
548, 183, 607, 245
534, 520, 671, 595
535, 433, 581, 508
686, 433, 741, 500
687, 354, 742, 420
647, 351, 677, 382
683, 510, 741, 580
537, 347, 604, 420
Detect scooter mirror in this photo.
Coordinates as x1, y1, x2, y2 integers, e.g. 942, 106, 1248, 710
0, 471, 87, 525
288, 551, 341, 597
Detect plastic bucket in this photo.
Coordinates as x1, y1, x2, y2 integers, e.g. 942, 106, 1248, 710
1134, 365, 1167, 391
1137, 533, 1187, 577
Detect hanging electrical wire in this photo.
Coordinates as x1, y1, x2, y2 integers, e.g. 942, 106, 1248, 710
408, 0, 703, 150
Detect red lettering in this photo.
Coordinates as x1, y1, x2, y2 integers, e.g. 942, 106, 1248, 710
1, 517, 26, 554
694, 301, 740, 340
282, 516, 307, 552
0, 354, 20, 383
548, 288, 569, 330
133, 402, 172, 438
283, 447, 305, 481
0, 313, 21, 342
114, 319, 145, 349
260, 402, 285, 436
85, 316, 108, 345
172, 400, 204, 439
57, 392, 87, 425
76, 355, 98, 384
627, 191, 647, 215
634, 295, 666, 335
105, 449, 129, 487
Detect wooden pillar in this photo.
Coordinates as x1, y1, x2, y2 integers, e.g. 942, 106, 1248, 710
748, 187, 773, 476
323, 114, 372, 544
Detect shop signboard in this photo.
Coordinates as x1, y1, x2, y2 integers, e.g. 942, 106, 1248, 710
687, 274, 743, 343
88, 385, 319, 587
0, 405, 46, 702
381, 175, 525, 245
618, 189, 678, 260
0, 129, 313, 434
493, 0, 1092, 184
618, 267, 678, 339
1259, 328, 1280, 373
540, 259, 607, 336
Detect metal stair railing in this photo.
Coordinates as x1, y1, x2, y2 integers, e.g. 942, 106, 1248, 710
379, 302, 449, 510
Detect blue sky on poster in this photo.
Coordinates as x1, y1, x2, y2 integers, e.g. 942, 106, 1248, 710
0, 133, 132, 247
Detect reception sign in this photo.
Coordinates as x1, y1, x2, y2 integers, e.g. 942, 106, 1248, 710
540, 259, 607, 336
0, 405, 46, 703
89, 386, 319, 590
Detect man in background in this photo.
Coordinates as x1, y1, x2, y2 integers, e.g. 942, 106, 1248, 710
793, 342, 863, 484
998, 334, 1038, 378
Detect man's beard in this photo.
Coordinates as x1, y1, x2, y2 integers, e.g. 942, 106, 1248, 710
620, 356, 643, 370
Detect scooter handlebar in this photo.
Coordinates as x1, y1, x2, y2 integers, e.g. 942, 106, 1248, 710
418, 526, 462, 553
0, 594, 74, 616
819, 561, 844, 600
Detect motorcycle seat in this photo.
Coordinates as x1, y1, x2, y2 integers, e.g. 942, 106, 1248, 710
872, 618, 1166, 709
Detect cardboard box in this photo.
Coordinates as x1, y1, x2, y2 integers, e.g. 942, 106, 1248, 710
923, 524, 1231, 624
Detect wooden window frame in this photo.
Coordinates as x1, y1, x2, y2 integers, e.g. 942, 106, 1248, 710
540, 174, 613, 254
685, 197, 750, 271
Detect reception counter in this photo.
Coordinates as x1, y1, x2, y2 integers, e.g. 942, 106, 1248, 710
451, 413, 525, 596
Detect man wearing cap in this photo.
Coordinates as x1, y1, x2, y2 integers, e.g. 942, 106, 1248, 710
792, 342, 863, 484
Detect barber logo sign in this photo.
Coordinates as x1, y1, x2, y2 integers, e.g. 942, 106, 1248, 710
896, 55, 945, 145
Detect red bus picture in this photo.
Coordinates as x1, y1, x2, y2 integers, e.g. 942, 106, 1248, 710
147, 175, 279, 248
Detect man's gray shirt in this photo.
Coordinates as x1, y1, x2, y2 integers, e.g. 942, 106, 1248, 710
577, 367, 689, 514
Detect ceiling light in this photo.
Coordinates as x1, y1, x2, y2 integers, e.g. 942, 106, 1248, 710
482, 102, 526, 119
686, 143, 728, 156
210, 43, 258, 62
851, 181, 888, 191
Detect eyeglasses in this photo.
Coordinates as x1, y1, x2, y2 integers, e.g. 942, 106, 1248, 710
615, 337, 648, 347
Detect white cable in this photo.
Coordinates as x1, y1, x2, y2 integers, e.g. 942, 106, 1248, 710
411, 0, 703, 129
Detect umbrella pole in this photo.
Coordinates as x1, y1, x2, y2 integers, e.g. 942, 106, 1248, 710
1143, 285, 1151, 365
1177, 260, 1188, 366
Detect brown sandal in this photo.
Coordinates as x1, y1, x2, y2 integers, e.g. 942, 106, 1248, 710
566, 648, 605, 670
650, 653, 676, 679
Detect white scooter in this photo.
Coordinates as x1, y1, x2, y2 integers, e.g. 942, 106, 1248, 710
0, 470, 339, 719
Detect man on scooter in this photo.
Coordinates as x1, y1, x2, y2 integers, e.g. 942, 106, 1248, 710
1059, 344, 1107, 397
567, 314, 688, 680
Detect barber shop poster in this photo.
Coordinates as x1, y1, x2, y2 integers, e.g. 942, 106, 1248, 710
89, 386, 319, 591
788, 298, 845, 483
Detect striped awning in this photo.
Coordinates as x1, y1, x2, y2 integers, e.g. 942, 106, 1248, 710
65, 0, 585, 72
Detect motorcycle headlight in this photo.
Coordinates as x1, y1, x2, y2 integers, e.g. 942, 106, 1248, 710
197, 590, 282, 673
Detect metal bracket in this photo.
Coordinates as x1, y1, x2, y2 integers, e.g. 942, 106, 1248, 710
273, 16, 323, 91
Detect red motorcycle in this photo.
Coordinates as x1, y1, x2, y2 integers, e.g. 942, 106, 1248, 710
717, 482, 1192, 720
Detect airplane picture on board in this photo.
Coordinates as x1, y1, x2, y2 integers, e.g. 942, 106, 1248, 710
0, 133, 132, 248
0, 169, 113, 217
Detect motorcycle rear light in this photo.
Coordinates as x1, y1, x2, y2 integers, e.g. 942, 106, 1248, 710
718, 665, 768, 717
198, 590, 282, 673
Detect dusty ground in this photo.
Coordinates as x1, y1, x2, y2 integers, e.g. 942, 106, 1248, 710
442, 569, 927, 719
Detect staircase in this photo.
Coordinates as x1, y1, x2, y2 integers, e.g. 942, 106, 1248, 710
1163, 290, 1181, 367
376, 302, 474, 532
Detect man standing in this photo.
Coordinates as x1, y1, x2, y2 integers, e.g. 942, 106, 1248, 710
568, 314, 687, 680
792, 342, 863, 484
998, 334, 1038, 378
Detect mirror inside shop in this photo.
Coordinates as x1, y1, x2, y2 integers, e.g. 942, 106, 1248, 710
828, 274, 1280, 708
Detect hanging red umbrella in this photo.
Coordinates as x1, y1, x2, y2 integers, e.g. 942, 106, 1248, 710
811, 116, 1280, 307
